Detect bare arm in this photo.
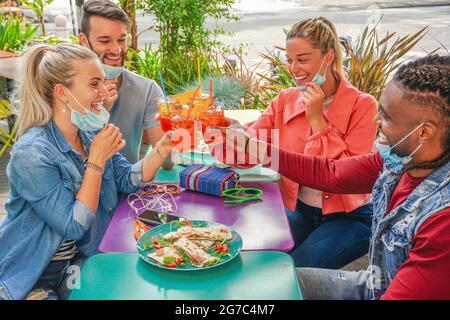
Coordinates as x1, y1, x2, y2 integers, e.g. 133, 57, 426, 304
269, 146, 384, 194
144, 126, 174, 170
141, 131, 174, 182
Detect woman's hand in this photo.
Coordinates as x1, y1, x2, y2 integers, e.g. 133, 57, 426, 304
102, 80, 119, 110
89, 124, 126, 167
155, 131, 174, 160
142, 131, 174, 182
301, 82, 328, 133
301, 82, 325, 119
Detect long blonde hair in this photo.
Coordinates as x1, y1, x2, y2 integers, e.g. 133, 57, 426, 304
286, 17, 343, 79
13, 43, 98, 138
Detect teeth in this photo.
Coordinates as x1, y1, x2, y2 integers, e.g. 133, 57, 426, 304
105, 55, 121, 60
91, 102, 103, 110
378, 132, 389, 144
295, 75, 308, 81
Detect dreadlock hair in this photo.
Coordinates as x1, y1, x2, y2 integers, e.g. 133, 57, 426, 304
395, 54, 450, 172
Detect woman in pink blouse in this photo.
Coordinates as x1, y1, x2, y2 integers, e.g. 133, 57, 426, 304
217, 17, 378, 268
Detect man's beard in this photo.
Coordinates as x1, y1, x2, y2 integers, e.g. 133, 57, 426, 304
86, 38, 126, 67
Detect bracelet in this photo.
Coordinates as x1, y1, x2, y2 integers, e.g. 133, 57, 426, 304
85, 161, 104, 173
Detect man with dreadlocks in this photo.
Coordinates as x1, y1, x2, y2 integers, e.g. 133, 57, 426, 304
217, 54, 449, 299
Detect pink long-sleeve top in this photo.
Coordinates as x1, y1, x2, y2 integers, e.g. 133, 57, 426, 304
245, 75, 378, 213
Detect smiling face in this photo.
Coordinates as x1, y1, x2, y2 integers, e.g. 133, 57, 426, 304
286, 37, 331, 86
375, 81, 417, 157
80, 16, 128, 67
375, 80, 443, 159
61, 58, 108, 117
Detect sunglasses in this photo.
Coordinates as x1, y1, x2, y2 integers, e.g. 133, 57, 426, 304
142, 184, 181, 196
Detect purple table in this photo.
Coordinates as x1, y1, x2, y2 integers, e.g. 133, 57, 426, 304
99, 182, 294, 253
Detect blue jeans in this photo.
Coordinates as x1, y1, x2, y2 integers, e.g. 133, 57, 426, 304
27, 255, 86, 300
287, 200, 372, 268
297, 267, 371, 300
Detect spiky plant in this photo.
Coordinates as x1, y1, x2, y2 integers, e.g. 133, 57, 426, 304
341, 21, 435, 100
178, 75, 247, 110
248, 20, 435, 110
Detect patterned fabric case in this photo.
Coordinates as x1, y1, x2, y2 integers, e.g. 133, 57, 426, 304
179, 164, 240, 197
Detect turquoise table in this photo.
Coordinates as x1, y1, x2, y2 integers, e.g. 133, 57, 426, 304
152, 151, 280, 183
69, 252, 302, 300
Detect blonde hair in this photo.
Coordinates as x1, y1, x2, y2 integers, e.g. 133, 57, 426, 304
13, 43, 98, 138
287, 17, 343, 78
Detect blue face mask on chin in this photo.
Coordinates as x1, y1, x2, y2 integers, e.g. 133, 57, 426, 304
296, 57, 328, 92
103, 63, 124, 80
375, 123, 424, 166
65, 89, 110, 132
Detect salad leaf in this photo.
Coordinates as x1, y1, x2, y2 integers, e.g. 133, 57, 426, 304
163, 256, 176, 265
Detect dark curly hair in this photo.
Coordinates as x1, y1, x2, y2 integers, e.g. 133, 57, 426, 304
394, 54, 450, 172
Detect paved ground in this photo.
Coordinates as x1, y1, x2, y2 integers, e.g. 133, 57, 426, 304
136, 0, 450, 65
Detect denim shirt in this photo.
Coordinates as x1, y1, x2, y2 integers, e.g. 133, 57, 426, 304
367, 159, 450, 300
0, 121, 151, 300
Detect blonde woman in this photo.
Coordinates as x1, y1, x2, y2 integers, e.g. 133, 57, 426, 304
214, 17, 378, 269
0, 43, 173, 300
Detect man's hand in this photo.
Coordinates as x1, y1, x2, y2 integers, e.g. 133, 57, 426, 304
103, 80, 119, 110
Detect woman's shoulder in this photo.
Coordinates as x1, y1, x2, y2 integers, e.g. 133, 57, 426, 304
278, 87, 300, 99
11, 125, 59, 163
270, 87, 301, 110
338, 77, 378, 109
13, 126, 49, 150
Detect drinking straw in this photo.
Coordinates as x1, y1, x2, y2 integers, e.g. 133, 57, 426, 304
209, 79, 214, 107
186, 84, 202, 125
158, 71, 169, 101
197, 57, 202, 94
158, 71, 171, 120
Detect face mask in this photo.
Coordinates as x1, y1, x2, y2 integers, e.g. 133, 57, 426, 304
65, 89, 110, 131
103, 64, 124, 80
375, 123, 424, 166
297, 57, 328, 92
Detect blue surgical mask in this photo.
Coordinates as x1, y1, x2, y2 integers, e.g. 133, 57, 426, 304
375, 123, 424, 166
65, 89, 110, 132
297, 57, 328, 91
102, 64, 124, 80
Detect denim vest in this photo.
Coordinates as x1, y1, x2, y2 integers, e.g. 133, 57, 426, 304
0, 121, 148, 300
367, 159, 450, 299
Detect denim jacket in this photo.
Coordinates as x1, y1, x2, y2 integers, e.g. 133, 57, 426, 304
367, 159, 450, 299
0, 121, 150, 300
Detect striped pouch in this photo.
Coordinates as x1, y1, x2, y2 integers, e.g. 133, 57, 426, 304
179, 164, 239, 197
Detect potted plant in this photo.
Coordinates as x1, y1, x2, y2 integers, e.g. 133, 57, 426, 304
0, 12, 37, 79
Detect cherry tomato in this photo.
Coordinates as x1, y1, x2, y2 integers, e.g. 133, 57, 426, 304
165, 263, 177, 268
